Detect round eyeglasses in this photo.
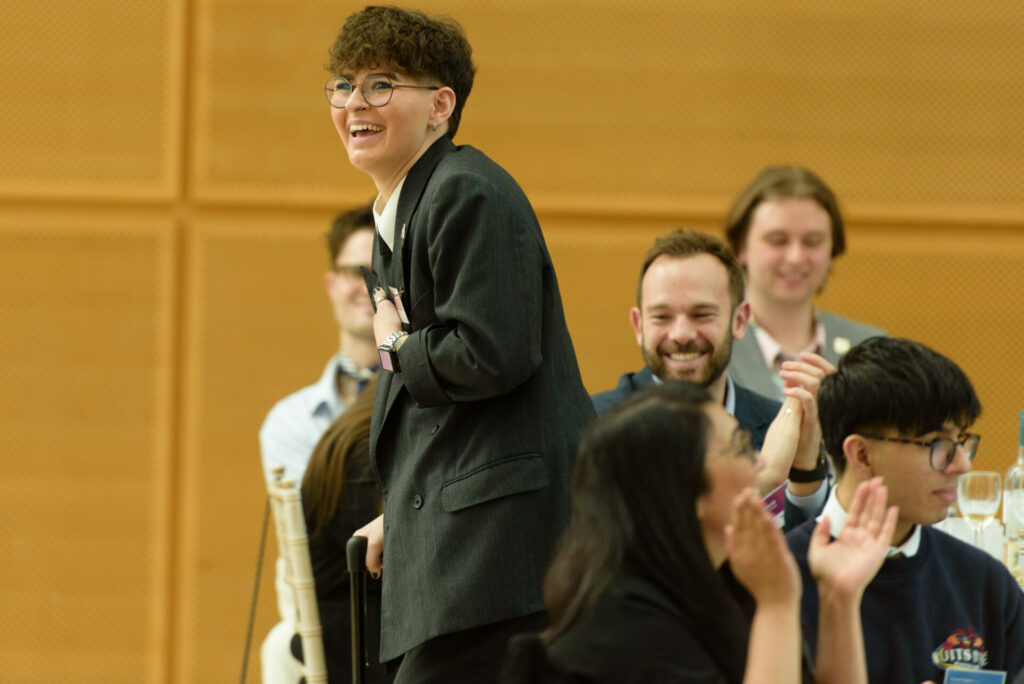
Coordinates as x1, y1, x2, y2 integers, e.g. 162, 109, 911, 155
324, 74, 439, 108
861, 432, 980, 471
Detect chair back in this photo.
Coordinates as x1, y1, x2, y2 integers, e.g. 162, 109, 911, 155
268, 467, 327, 683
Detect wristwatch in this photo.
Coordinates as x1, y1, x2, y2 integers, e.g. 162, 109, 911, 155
378, 330, 408, 372
789, 445, 829, 483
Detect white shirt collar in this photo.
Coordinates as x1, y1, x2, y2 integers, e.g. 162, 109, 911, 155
373, 177, 406, 251
819, 485, 921, 557
723, 374, 736, 417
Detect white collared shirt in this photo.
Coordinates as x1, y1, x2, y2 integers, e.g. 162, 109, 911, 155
373, 177, 406, 251
819, 486, 921, 557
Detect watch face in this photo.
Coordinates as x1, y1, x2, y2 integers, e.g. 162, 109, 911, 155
379, 348, 395, 372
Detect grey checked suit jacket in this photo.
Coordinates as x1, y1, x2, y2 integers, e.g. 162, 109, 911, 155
369, 136, 594, 661
728, 310, 885, 402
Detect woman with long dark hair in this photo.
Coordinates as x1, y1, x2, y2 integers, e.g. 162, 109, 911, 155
291, 376, 386, 683
507, 381, 896, 683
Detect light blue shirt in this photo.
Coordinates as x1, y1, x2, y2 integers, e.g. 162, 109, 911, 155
259, 354, 348, 484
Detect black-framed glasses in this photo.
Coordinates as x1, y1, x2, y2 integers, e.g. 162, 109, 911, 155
324, 74, 439, 108
861, 432, 980, 471
717, 429, 757, 463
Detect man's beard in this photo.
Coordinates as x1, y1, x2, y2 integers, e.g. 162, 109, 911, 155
642, 331, 733, 388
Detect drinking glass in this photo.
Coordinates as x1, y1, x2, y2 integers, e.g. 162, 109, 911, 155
1009, 473, 1024, 526
958, 471, 1001, 548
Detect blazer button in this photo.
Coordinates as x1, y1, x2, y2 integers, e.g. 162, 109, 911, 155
412, 494, 423, 509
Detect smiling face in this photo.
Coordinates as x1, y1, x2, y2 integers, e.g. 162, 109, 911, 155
737, 197, 833, 305
325, 228, 375, 339
330, 68, 452, 196
631, 254, 749, 393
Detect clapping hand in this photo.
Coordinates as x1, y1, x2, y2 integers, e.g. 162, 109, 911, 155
726, 488, 801, 607
807, 477, 898, 601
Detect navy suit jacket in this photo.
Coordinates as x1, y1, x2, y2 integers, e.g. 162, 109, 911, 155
370, 136, 594, 660
591, 367, 778, 449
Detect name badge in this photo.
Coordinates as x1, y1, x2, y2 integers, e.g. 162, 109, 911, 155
761, 482, 787, 529
944, 670, 1007, 684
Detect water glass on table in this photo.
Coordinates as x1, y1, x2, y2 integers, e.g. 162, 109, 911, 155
958, 471, 1001, 549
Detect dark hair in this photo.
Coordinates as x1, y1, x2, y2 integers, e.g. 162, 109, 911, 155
328, 6, 476, 138
301, 375, 379, 537
819, 337, 981, 475
326, 203, 375, 265
724, 166, 846, 259
636, 229, 746, 310
542, 381, 747, 682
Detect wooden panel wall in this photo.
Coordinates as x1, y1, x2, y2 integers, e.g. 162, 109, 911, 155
1, 0, 1022, 681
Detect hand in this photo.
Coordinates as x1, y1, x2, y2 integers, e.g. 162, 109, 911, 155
807, 477, 898, 601
781, 384, 821, 472
355, 514, 385, 578
372, 289, 404, 347
726, 488, 801, 607
779, 352, 835, 396
757, 397, 802, 494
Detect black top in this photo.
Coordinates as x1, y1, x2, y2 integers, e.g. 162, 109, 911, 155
292, 439, 387, 683
510, 568, 814, 684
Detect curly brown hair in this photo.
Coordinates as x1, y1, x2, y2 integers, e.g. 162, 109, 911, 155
328, 6, 476, 138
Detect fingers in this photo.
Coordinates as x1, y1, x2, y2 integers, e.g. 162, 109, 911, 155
355, 514, 385, 578
730, 489, 765, 544
807, 515, 832, 555
844, 477, 875, 530
780, 353, 835, 393
781, 385, 816, 417
797, 352, 836, 375
879, 504, 899, 547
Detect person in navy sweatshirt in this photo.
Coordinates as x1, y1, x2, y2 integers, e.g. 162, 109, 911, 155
787, 336, 1024, 683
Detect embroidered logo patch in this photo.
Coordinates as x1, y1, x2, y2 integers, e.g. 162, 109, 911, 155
931, 628, 989, 670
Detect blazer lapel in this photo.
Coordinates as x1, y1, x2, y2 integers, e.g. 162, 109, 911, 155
376, 136, 456, 436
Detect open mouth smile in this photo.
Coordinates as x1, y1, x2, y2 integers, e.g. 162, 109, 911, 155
350, 123, 384, 137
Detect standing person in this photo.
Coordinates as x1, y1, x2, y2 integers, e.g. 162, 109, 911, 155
724, 166, 884, 401
502, 382, 897, 684
259, 204, 377, 683
324, 6, 594, 682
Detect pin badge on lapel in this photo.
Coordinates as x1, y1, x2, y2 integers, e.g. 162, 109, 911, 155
401, 223, 407, 244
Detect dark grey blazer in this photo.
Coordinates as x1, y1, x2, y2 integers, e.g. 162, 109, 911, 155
728, 310, 885, 402
370, 136, 594, 661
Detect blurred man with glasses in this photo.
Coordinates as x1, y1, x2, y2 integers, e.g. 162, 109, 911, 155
787, 336, 1024, 683
258, 204, 378, 684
